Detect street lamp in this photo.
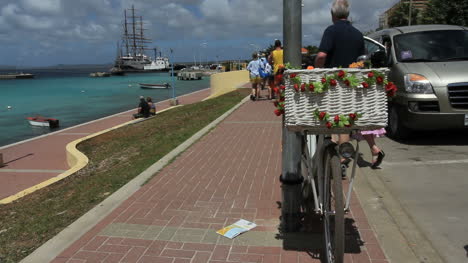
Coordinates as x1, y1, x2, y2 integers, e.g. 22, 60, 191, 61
200, 42, 207, 68
170, 48, 178, 106
249, 43, 260, 56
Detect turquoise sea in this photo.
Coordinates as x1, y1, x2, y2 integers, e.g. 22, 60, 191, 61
0, 69, 210, 147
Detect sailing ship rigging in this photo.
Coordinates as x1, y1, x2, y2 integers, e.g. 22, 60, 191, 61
111, 5, 169, 73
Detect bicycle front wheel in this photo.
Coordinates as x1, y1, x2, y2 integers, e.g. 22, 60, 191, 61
323, 147, 345, 263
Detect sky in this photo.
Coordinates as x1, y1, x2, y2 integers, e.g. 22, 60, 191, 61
0, 0, 400, 67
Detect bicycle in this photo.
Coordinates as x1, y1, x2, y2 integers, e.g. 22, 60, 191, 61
300, 131, 361, 263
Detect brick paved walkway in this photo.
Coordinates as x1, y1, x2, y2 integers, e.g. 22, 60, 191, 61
50, 89, 388, 263
0, 89, 210, 201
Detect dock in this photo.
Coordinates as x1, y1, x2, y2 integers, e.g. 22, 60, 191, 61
177, 70, 203, 80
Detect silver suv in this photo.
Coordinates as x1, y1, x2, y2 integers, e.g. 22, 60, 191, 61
366, 25, 468, 139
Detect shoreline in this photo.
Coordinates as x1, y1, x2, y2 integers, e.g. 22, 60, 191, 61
0, 88, 210, 150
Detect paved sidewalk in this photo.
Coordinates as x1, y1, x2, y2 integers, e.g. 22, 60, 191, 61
49, 92, 389, 263
0, 89, 210, 201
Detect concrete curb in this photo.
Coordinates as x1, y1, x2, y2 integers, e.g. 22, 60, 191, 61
0, 107, 179, 204
353, 150, 444, 263
20, 95, 250, 263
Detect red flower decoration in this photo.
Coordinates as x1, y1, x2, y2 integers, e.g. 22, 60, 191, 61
368, 72, 374, 78
334, 115, 340, 123
301, 83, 306, 92
273, 101, 279, 107
326, 122, 333, 129
279, 96, 285, 102
321, 78, 327, 84
344, 79, 350, 86
273, 87, 279, 94
349, 113, 357, 120
290, 73, 297, 78
309, 83, 315, 92
274, 109, 282, 116
338, 70, 345, 79
294, 84, 299, 92
280, 85, 286, 91
275, 74, 283, 83
319, 111, 326, 120
385, 82, 396, 91
362, 82, 369, 89
329, 79, 337, 86
376, 76, 384, 84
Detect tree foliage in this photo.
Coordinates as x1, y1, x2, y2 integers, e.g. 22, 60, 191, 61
421, 0, 468, 26
304, 45, 319, 55
388, 2, 420, 27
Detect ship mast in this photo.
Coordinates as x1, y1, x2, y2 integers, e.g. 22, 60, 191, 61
120, 6, 153, 59
132, 5, 137, 57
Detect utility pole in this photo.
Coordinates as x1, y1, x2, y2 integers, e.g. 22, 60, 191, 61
408, 0, 413, 26
170, 49, 178, 106
281, 0, 303, 232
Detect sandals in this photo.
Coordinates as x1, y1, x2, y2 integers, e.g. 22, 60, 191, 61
371, 151, 385, 169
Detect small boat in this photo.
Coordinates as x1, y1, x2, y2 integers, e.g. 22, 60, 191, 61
139, 83, 171, 89
26, 116, 59, 128
0, 73, 35, 79
90, 72, 111, 77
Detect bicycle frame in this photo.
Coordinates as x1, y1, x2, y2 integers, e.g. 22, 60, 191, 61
303, 131, 361, 214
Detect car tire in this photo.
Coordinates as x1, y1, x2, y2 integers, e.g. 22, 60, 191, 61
387, 105, 411, 140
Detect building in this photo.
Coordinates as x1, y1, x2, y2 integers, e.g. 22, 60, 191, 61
379, 0, 429, 29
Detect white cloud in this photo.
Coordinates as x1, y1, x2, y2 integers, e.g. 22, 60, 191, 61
20, 0, 61, 14
0, 0, 402, 66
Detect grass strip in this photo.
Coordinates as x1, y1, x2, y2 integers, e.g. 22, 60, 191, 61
0, 89, 250, 263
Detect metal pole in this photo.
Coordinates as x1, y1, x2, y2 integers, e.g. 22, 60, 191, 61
171, 49, 177, 105
408, 0, 413, 26
280, 0, 303, 233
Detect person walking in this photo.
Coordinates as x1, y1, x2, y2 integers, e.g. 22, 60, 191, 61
268, 40, 284, 92
315, 0, 385, 169
246, 53, 262, 101
259, 58, 273, 99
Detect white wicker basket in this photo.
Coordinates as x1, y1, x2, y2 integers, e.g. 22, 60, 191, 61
284, 68, 389, 133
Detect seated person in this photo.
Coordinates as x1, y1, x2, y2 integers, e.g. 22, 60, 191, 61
133, 96, 150, 119
147, 97, 156, 116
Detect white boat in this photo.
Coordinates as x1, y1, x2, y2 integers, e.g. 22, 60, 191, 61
90, 72, 111, 77
139, 83, 171, 89
26, 116, 59, 128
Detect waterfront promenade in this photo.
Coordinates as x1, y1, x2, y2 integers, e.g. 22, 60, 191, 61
22, 89, 388, 263
0, 89, 211, 202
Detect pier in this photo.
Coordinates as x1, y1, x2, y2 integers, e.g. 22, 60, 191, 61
177, 70, 203, 80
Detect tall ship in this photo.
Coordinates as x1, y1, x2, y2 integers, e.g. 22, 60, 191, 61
111, 6, 170, 74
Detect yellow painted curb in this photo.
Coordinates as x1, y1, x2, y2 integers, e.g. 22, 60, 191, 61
0, 106, 180, 205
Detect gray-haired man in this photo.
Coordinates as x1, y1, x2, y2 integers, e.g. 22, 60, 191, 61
315, 0, 365, 68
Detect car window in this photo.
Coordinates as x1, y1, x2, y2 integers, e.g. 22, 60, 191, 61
393, 30, 468, 62
364, 38, 381, 55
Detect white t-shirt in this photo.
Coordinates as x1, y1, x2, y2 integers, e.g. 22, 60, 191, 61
247, 59, 262, 77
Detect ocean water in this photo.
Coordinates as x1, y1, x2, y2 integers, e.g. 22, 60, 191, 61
0, 69, 210, 147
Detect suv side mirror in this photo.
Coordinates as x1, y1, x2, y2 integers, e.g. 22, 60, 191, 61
371, 49, 388, 68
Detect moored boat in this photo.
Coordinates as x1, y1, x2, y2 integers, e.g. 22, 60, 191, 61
0, 73, 35, 79
26, 116, 59, 128
139, 83, 171, 89
90, 72, 111, 77
111, 6, 170, 73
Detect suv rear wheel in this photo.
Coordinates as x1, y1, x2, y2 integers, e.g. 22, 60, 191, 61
387, 105, 411, 140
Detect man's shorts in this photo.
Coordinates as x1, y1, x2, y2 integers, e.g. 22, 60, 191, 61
250, 76, 262, 84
